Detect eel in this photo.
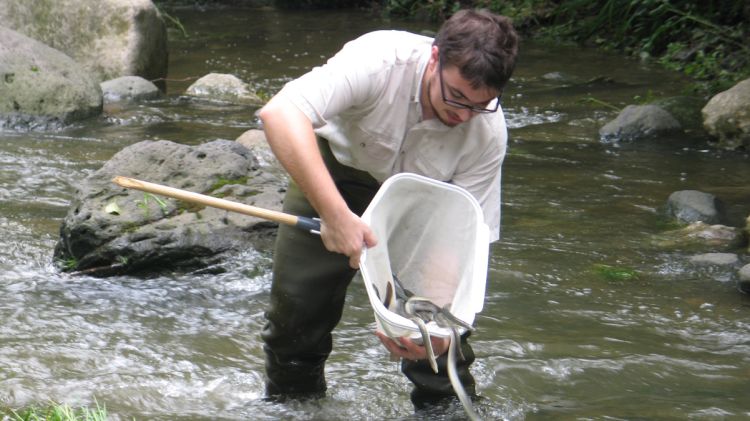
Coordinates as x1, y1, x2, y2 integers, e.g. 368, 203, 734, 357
391, 274, 482, 421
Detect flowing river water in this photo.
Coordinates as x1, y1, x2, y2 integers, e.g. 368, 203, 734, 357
1, 6, 750, 421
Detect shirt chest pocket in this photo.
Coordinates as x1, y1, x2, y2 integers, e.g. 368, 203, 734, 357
408, 137, 460, 181
351, 103, 408, 161
354, 126, 399, 161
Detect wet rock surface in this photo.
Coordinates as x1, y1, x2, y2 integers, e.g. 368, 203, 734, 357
0, 0, 168, 87
600, 104, 681, 142
666, 190, 725, 225
185, 73, 264, 105
54, 137, 286, 276
102, 76, 162, 103
0, 26, 102, 129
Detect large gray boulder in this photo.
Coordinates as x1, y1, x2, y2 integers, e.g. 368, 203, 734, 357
600, 104, 681, 142
0, 0, 167, 88
54, 138, 286, 276
702, 78, 750, 150
0, 26, 102, 129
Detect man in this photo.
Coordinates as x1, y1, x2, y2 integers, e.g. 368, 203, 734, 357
258, 8, 519, 406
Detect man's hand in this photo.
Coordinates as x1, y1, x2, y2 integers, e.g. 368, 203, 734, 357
259, 95, 376, 269
320, 209, 377, 268
375, 331, 450, 362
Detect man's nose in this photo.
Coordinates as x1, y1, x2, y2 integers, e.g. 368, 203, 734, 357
457, 107, 474, 122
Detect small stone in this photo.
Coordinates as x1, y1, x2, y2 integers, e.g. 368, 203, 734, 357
688, 253, 738, 266
666, 190, 723, 224
185, 73, 263, 105
101, 76, 161, 103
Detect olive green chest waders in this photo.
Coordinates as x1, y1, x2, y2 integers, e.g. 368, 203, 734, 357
261, 138, 477, 407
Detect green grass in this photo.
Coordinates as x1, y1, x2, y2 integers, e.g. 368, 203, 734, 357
4, 401, 109, 421
135, 192, 169, 218
57, 257, 79, 271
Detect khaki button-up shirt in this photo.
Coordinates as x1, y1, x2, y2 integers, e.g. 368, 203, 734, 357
279, 30, 507, 242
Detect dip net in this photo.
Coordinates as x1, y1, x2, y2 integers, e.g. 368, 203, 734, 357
359, 173, 490, 339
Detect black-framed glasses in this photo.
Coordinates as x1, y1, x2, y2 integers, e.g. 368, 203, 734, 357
438, 60, 501, 114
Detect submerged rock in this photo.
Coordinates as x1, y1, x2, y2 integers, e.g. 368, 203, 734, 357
689, 252, 739, 267
702, 78, 750, 150
54, 138, 285, 277
651, 222, 745, 251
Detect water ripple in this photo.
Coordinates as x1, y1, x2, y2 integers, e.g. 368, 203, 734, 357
504, 106, 565, 129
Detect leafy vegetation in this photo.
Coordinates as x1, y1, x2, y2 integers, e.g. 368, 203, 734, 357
381, 0, 464, 20
155, 6, 188, 38
273, 0, 370, 8
380, 0, 750, 96
541, 0, 749, 95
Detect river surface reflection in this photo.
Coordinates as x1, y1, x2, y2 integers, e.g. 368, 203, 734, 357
1, 6, 749, 421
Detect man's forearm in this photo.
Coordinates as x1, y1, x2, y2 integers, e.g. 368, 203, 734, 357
258, 95, 348, 221
258, 94, 377, 267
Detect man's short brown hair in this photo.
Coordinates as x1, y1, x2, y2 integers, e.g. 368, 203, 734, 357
434, 9, 519, 93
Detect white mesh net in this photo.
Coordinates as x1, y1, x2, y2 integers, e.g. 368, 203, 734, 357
359, 173, 489, 339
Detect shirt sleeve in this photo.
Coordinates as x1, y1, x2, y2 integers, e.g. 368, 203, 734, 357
277, 35, 383, 128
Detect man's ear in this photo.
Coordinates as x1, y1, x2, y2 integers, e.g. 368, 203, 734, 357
428, 45, 439, 71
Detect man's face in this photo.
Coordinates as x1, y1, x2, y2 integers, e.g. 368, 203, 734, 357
425, 54, 500, 127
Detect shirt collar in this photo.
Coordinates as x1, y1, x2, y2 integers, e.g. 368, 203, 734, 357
412, 44, 431, 104
412, 45, 432, 122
